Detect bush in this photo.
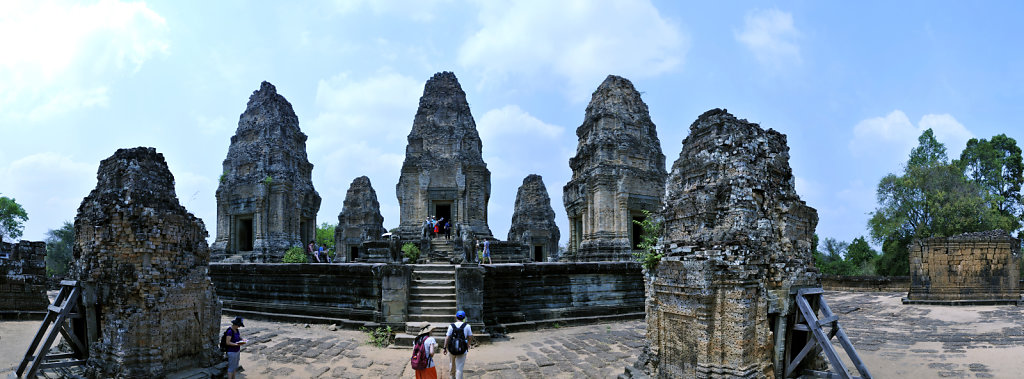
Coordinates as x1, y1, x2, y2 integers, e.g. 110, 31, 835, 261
631, 210, 663, 271
402, 243, 420, 262
361, 326, 394, 347
283, 246, 308, 263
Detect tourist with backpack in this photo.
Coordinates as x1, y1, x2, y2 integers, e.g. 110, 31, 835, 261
222, 316, 248, 379
443, 310, 473, 379
410, 324, 438, 379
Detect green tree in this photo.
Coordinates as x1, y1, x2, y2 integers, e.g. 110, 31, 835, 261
869, 129, 1013, 275
845, 236, 878, 275
316, 222, 336, 257
45, 221, 75, 277
0, 195, 29, 242
959, 134, 1023, 229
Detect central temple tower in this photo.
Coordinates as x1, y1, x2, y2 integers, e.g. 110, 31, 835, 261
396, 72, 492, 240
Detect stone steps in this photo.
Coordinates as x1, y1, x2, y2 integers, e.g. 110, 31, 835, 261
405, 264, 458, 339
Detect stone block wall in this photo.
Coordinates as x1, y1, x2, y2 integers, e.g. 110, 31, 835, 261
821, 275, 910, 292
0, 240, 48, 318
210, 263, 411, 327
482, 262, 644, 330
907, 230, 1020, 303
485, 241, 531, 263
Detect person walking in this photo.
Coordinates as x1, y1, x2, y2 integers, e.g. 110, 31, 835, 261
411, 324, 438, 379
443, 310, 473, 379
223, 316, 247, 379
482, 239, 491, 264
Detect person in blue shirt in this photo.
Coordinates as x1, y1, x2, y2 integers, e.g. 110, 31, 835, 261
222, 316, 247, 379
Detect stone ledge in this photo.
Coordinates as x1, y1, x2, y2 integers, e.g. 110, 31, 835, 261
222, 307, 377, 329
901, 297, 1021, 306
490, 312, 645, 334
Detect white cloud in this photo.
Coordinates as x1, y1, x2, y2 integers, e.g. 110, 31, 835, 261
2, 153, 95, 241
331, 0, 450, 22
477, 105, 563, 141
849, 110, 974, 162
0, 0, 169, 120
307, 71, 424, 229
458, 0, 686, 100
735, 9, 801, 70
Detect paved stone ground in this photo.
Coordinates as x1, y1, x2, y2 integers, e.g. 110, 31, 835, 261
4, 291, 1024, 378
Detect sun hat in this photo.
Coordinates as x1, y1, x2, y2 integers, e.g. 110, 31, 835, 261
419, 324, 433, 335
231, 316, 245, 327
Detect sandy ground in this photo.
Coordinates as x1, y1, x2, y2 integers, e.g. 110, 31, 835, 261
2, 291, 1023, 378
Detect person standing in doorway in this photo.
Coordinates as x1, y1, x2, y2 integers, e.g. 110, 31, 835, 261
223, 316, 247, 379
443, 310, 473, 379
444, 221, 451, 240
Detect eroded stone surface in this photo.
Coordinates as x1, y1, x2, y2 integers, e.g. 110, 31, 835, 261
334, 176, 387, 262
907, 230, 1020, 303
211, 81, 321, 262
396, 71, 492, 245
0, 240, 47, 317
637, 109, 819, 378
507, 174, 560, 262
563, 75, 666, 262
71, 147, 222, 378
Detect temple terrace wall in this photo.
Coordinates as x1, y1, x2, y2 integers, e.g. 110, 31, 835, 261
482, 262, 644, 332
820, 275, 910, 292
906, 230, 1021, 305
0, 240, 48, 319
208, 262, 643, 331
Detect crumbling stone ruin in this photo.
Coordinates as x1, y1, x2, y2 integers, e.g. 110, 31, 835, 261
0, 240, 48, 319
563, 75, 666, 262
211, 81, 321, 262
395, 71, 493, 243
334, 176, 387, 262
70, 147, 222, 377
633, 109, 820, 378
507, 174, 560, 262
905, 230, 1021, 305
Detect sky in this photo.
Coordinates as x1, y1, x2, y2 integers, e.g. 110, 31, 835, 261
2, 0, 1023, 250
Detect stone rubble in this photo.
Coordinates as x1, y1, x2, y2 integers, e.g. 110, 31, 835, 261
563, 75, 667, 262
71, 147, 222, 378
211, 81, 321, 262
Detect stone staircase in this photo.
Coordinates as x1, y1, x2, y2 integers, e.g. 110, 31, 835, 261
394, 264, 457, 346
427, 237, 457, 263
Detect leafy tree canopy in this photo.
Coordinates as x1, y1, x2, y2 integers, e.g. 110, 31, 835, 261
45, 221, 75, 278
959, 134, 1023, 229
0, 195, 29, 242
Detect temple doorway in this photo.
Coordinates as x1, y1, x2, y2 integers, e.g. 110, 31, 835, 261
237, 217, 254, 251
534, 245, 544, 262
631, 215, 644, 249
435, 203, 452, 225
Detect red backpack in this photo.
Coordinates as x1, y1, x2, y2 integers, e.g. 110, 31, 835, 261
410, 335, 429, 370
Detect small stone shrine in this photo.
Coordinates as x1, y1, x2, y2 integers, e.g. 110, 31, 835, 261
507, 174, 560, 262
335, 176, 387, 262
905, 230, 1021, 305
563, 75, 666, 261
395, 72, 493, 241
635, 109, 820, 378
211, 81, 321, 262
70, 147, 222, 377
0, 240, 48, 319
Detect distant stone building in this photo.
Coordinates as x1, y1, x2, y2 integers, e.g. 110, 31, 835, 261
563, 75, 667, 261
633, 109, 820, 378
211, 81, 321, 262
507, 174, 560, 262
71, 147, 222, 377
395, 71, 492, 241
0, 240, 48, 319
905, 230, 1020, 304
335, 176, 387, 262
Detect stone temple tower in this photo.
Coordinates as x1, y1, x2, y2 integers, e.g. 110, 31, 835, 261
396, 71, 492, 240
563, 75, 667, 261
211, 81, 321, 262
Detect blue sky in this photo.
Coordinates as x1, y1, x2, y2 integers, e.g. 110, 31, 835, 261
2, 1, 1022, 249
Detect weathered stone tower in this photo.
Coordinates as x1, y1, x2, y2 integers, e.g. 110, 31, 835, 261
396, 71, 492, 240
508, 174, 560, 262
71, 147, 222, 377
636, 109, 819, 378
211, 81, 321, 262
335, 176, 387, 262
563, 75, 667, 261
